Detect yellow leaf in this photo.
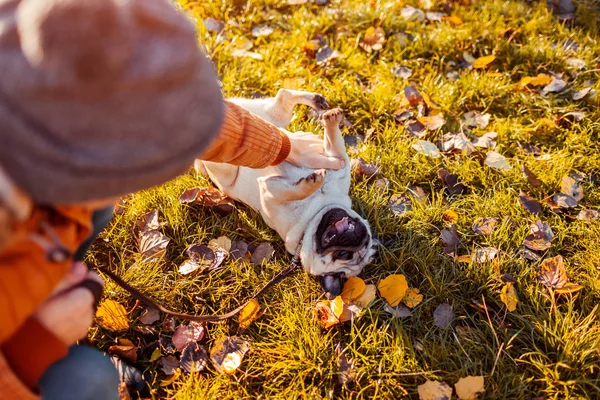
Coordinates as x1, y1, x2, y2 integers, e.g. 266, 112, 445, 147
455, 255, 472, 263
473, 55, 496, 69
208, 236, 232, 252
555, 282, 584, 294
538, 255, 568, 289
315, 301, 340, 329
150, 348, 162, 362
330, 296, 345, 318
341, 277, 366, 303
442, 15, 463, 25
159, 369, 181, 387
354, 284, 377, 308
402, 287, 423, 308
455, 375, 485, 399
418, 380, 453, 400
96, 300, 129, 331
530, 73, 552, 86
443, 210, 459, 223
377, 274, 408, 307
500, 283, 518, 312
238, 299, 262, 330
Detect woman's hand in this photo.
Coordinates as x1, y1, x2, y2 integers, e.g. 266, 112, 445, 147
285, 131, 345, 170
33, 262, 103, 346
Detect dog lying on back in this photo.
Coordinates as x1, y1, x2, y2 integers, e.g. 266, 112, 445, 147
196, 89, 376, 297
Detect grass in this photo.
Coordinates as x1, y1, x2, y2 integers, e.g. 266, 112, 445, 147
88, 0, 600, 398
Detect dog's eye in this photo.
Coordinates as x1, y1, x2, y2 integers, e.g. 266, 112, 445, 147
333, 250, 353, 261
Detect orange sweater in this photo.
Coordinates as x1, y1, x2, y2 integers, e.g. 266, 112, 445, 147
0, 102, 290, 398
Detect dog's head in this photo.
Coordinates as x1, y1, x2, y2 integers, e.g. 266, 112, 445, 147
300, 207, 376, 298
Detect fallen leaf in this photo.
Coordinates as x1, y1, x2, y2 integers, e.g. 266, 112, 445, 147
425, 11, 447, 21
353, 284, 377, 308
210, 336, 250, 375
315, 301, 340, 329
96, 300, 129, 332
238, 299, 262, 330
519, 246, 542, 261
341, 277, 366, 303
251, 25, 274, 37
433, 303, 454, 329
455, 376, 485, 399
441, 224, 460, 256
329, 296, 345, 318
560, 176, 584, 201
159, 368, 181, 386
203, 18, 224, 33
443, 210, 459, 223
230, 240, 250, 261
501, 273, 517, 283
401, 5, 426, 21
440, 132, 475, 154
523, 165, 542, 187
373, 178, 390, 190
179, 244, 226, 275
336, 344, 356, 387
378, 274, 409, 307
150, 348, 162, 362
403, 288, 423, 308
405, 119, 427, 138
542, 77, 568, 95
439, 169, 467, 195
138, 210, 160, 233
338, 303, 362, 323
473, 55, 496, 69
577, 209, 599, 221
251, 242, 275, 265
180, 342, 208, 374
179, 187, 235, 216
566, 58, 586, 69
351, 158, 380, 180
523, 221, 554, 251
472, 217, 498, 235
554, 283, 584, 294
139, 230, 170, 261
553, 193, 578, 208
485, 151, 511, 171
208, 236, 232, 252
472, 247, 499, 263
384, 303, 413, 318
418, 380, 453, 400
360, 26, 386, 52
538, 255, 568, 289
159, 355, 180, 376
518, 74, 552, 88
139, 308, 160, 325
389, 194, 412, 216
519, 143, 542, 156
108, 341, 138, 364
172, 323, 205, 353
500, 283, 518, 312
472, 131, 497, 148
573, 86, 592, 101
316, 46, 340, 65
412, 140, 441, 158
392, 65, 413, 78
463, 111, 491, 128
519, 191, 542, 215
408, 186, 429, 203
419, 114, 446, 131
442, 15, 463, 25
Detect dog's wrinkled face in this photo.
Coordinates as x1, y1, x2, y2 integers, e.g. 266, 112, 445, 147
302, 208, 376, 298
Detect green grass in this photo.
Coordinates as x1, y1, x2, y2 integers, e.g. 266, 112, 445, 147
88, 0, 600, 398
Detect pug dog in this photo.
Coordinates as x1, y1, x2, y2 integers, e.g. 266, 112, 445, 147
196, 89, 376, 297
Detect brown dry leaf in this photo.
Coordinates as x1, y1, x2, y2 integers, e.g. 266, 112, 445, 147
316, 46, 340, 65
433, 303, 454, 329
442, 15, 463, 25
521, 247, 542, 261
139, 230, 170, 261
577, 209, 599, 221
392, 65, 413, 79
441, 224, 460, 256
472, 131, 497, 149
455, 254, 472, 263
519, 191, 542, 215
403, 288, 423, 308
108, 340, 138, 364
315, 301, 340, 329
412, 140, 441, 158
210, 336, 250, 375
137, 210, 160, 233
336, 344, 357, 387
230, 240, 250, 261
139, 308, 160, 325
389, 194, 412, 216
208, 236, 232, 252
179, 187, 235, 216
485, 151, 511, 171
238, 299, 262, 330
472, 247, 499, 264
473, 55, 496, 69
538, 255, 568, 289
338, 303, 362, 323
523, 221, 554, 251
340, 277, 366, 303
554, 283, 585, 294
560, 175, 584, 202
351, 158, 380, 181
441, 132, 475, 154
523, 165, 542, 187
172, 322, 205, 352
378, 274, 409, 307
417, 380, 453, 400
251, 242, 275, 265
179, 245, 226, 274
404, 86, 427, 111
96, 300, 129, 332
463, 111, 491, 128
330, 296, 345, 318
455, 376, 485, 399
439, 169, 467, 195
472, 217, 498, 235
180, 342, 208, 374
251, 25, 274, 37
542, 77, 567, 95
500, 282, 518, 312
419, 114, 446, 131
553, 193, 578, 208
159, 355, 180, 376
405, 119, 427, 138
408, 186, 428, 204
353, 284, 377, 308
384, 303, 413, 318
360, 26, 386, 52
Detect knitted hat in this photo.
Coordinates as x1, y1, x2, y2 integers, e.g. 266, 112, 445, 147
0, 0, 224, 204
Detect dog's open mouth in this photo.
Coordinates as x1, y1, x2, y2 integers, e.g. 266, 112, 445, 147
322, 216, 355, 247
316, 209, 368, 252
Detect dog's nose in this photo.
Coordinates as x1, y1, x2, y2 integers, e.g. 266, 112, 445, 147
319, 272, 345, 299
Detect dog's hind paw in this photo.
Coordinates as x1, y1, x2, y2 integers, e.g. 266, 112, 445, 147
297, 169, 326, 187
321, 108, 344, 128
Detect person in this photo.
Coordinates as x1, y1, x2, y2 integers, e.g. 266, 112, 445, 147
0, 0, 344, 399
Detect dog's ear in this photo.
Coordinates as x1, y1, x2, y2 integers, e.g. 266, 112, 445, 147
0, 166, 33, 249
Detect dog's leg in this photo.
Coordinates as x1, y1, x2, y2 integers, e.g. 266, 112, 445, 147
259, 169, 326, 203
321, 108, 347, 159
264, 89, 330, 128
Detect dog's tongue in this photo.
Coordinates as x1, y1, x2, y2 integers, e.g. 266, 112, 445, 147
334, 217, 349, 233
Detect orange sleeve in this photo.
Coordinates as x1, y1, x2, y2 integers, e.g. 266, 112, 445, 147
199, 100, 291, 168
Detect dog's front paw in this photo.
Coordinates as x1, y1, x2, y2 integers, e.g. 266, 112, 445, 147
312, 94, 330, 110
322, 108, 344, 128
297, 169, 326, 186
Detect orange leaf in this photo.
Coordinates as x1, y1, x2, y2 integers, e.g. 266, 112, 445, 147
341, 277, 366, 303
442, 15, 463, 25
473, 55, 496, 69
500, 283, 518, 312
96, 300, 129, 331
402, 288, 423, 308
555, 283, 584, 294
238, 299, 262, 330
377, 274, 408, 307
